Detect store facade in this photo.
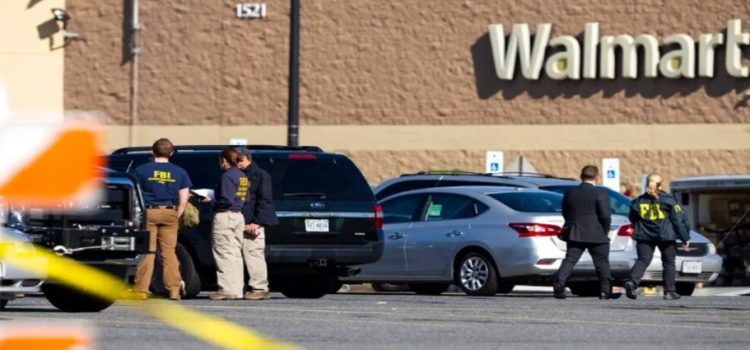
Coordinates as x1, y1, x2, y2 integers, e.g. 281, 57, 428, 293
63, 0, 750, 184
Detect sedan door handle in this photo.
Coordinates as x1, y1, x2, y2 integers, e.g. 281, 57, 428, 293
446, 230, 464, 237
388, 232, 404, 240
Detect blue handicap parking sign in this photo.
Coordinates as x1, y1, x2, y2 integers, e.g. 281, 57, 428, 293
607, 169, 616, 179
490, 163, 499, 172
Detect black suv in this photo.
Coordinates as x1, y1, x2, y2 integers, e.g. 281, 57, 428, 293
5, 169, 150, 312
107, 145, 384, 298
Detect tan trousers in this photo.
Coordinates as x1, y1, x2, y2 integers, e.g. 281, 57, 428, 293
243, 227, 269, 292
212, 211, 245, 298
134, 208, 181, 298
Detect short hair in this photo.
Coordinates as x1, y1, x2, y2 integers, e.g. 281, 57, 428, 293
235, 147, 253, 162
220, 147, 240, 167
152, 138, 174, 158
580, 165, 599, 181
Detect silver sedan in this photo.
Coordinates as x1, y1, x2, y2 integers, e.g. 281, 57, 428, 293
344, 186, 634, 296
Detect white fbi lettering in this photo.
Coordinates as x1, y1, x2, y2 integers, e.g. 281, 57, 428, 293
488, 19, 749, 80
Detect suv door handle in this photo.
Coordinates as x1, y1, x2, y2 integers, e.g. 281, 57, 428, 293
388, 232, 404, 240
446, 230, 464, 237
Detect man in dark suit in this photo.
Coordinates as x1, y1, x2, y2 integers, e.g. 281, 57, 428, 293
553, 165, 614, 299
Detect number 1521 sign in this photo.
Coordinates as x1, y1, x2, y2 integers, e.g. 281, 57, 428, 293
235, 3, 267, 19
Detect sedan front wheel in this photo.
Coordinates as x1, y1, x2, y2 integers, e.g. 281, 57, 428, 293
456, 252, 498, 296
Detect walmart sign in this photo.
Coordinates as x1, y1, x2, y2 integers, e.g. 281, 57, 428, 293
488, 19, 749, 80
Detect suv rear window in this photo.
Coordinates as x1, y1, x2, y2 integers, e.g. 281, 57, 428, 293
490, 192, 563, 213
255, 156, 372, 201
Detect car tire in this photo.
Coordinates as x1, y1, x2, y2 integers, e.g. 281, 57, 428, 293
409, 283, 450, 295
0, 299, 7, 311
151, 243, 202, 299
42, 283, 115, 312
372, 283, 410, 292
496, 283, 515, 294
569, 282, 600, 297
279, 275, 333, 299
675, 282, 696, 296
455, 252, 499, 296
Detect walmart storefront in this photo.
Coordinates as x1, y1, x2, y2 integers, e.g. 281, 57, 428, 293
59, 0, 750, 185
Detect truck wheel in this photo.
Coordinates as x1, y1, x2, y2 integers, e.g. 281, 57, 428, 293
279, 275, 333, 299
675, 282, 696, 296
0, 299, 7, 311
410, 283, 450, 295
42, 283, 114, 312
151, 243, 202, 299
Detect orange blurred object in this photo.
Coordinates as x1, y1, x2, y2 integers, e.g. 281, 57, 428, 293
0, 128, 102, 206
0, 325, 92, 350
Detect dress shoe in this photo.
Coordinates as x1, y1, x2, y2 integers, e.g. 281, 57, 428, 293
624, 280, 638, 300
599, 291, 622, 300
553, 282, 566, 299
244, 290, 270, 300
663, 291, 682, 300
208, 292, 239, 301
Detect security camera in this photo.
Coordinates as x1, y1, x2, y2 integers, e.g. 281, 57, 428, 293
51, 8, 70, 23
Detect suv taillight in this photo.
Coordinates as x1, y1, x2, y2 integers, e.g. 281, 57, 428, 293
508, 223, 561, 237
617, 224, 634, 237
374, 204, 383, 229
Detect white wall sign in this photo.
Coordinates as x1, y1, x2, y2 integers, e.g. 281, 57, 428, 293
488, 19, 749, 80
485, 150, 504, 174
602, 158, 621, 192
235, 3, 267, 19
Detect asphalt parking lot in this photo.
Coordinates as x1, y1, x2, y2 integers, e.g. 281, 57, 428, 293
1, 290, 749, 350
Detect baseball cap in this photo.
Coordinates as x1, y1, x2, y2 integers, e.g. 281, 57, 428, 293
235, 147, 252, 158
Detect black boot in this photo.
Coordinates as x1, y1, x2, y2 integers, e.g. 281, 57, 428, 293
553, 282, 566, 299
624, 280, 638, 300
663, 291, 681, 300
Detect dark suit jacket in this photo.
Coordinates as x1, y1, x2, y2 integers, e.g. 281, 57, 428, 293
561, 182, 612, 244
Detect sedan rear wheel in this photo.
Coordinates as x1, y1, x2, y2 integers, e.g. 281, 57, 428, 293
456, 252, 498, 296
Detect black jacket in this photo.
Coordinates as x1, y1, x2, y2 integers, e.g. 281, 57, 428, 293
560, 182, 612, 244
629, 191, 690, 242
241, 163, 279, 226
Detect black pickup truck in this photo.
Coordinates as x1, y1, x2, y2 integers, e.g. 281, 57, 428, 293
108, 145, 384, 299
5, 169, 149, 312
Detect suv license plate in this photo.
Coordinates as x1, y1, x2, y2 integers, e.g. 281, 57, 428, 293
682, 261, 702, 274
305, 219, 330, 232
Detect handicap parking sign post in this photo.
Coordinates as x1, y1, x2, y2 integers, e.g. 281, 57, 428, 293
602, 158, 620, 192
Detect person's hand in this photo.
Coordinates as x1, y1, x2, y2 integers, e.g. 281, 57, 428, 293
244, 223, 261, 238
682, 241, 690, 250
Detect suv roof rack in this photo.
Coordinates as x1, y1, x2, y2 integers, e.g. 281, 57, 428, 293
112, 144, 323, 154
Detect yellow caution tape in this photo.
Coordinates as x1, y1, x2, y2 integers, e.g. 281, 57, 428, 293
0, 241, 295, 350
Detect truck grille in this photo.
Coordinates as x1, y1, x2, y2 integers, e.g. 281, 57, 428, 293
676, 243, 708, 257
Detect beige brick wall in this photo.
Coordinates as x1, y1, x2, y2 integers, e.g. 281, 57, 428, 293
65, 0, 750, 125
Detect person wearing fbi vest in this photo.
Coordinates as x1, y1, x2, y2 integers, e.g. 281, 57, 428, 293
208, 148, 251, 300
236, 147, 278, 301
624, 174, 691, 300
129, 138, 192, 300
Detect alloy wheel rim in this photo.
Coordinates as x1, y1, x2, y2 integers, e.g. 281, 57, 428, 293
460, 256, 489, 291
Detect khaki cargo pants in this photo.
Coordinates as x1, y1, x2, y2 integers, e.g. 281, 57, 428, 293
212, 211, 245, 298
134, 208, 181, 298
243, 227, 269, 292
